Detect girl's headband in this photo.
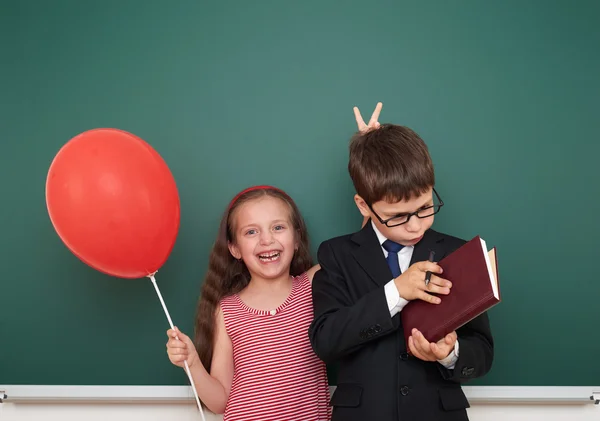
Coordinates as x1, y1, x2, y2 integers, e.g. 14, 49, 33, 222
227, 185, 289, 210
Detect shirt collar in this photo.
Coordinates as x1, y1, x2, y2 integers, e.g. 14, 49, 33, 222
371, 219, 414, 250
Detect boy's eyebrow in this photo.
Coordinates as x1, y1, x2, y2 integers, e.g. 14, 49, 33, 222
381, 200, 434, 217
379, 209, 410, 218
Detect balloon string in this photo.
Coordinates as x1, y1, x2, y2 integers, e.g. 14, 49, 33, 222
149, 274, 206, 421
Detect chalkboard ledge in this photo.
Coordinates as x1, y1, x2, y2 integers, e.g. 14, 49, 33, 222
0, 385, 598, 405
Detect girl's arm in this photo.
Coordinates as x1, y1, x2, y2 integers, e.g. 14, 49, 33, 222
307, 264, 321, 284
166, 307, 234, 414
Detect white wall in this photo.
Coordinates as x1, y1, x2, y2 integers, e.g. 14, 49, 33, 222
2, 402, 599, 421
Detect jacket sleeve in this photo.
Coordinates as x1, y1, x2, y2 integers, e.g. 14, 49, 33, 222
308, 241, 399, 364
437, 311, 494, 382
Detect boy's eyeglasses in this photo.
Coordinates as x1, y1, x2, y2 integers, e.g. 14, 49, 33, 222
368, 188, 444, 228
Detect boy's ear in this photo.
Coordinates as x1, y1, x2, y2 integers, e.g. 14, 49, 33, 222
354, 194, 371, 218
228, 241, 242, 260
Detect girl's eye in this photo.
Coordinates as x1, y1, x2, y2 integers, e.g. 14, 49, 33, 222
245, 229, 257, 235
273, 225, 285, 231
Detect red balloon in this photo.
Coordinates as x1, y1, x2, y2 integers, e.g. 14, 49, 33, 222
45, 128, 180, 279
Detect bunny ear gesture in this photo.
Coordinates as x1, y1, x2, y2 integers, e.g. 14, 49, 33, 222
353, 102, 383, 133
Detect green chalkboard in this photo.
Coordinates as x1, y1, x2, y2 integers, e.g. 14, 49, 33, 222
1, 0, 598, 387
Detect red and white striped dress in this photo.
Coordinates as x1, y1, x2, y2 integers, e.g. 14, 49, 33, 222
220, 272, 331, 421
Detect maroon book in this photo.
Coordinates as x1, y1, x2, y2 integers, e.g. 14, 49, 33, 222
401, 235, 501, 347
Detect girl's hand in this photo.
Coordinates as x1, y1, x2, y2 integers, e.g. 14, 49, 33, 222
166, 327, 200, 369
353, 102, 383, 133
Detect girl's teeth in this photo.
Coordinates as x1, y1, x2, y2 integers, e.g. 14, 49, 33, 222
259, 252, 280, 262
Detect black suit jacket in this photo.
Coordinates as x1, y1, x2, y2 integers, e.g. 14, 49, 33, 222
309, 222, 494, 421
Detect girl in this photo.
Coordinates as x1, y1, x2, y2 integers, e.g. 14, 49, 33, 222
166, 186, 331, 421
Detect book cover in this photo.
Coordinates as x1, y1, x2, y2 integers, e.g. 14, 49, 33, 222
401, 235, 501, 347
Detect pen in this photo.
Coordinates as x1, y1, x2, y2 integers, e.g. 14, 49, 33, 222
425, 250, 435, 286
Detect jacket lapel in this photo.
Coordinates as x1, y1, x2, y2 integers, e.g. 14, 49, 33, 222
350, 221, 393, 287
410, 229, 447, 266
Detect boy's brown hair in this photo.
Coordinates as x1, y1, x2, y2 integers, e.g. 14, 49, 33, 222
348, 124, 435, 204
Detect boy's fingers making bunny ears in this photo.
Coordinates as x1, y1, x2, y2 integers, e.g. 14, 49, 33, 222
353, 107, 368, 132
353, 102, 383, 133
368, 102, 382, 127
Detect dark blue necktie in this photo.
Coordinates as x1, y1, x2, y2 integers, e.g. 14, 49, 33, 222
382, 240, 404, 278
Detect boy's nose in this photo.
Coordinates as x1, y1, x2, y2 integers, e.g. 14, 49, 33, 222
405, 215, 421, 232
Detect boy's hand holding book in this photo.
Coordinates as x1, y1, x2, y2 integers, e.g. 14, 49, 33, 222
408, 328, 457, 361
393, 261, 453, 304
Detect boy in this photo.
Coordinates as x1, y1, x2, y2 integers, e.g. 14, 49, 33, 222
308, 105, 494, 421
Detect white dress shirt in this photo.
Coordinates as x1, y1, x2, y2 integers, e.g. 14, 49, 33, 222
372, 221, 459, 369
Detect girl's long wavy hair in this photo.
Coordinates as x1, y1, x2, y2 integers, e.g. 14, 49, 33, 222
193, 186, 313, 375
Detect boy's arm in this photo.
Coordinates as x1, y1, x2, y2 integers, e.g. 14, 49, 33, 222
308, 241, 399, 363
437, 312, 494, 383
